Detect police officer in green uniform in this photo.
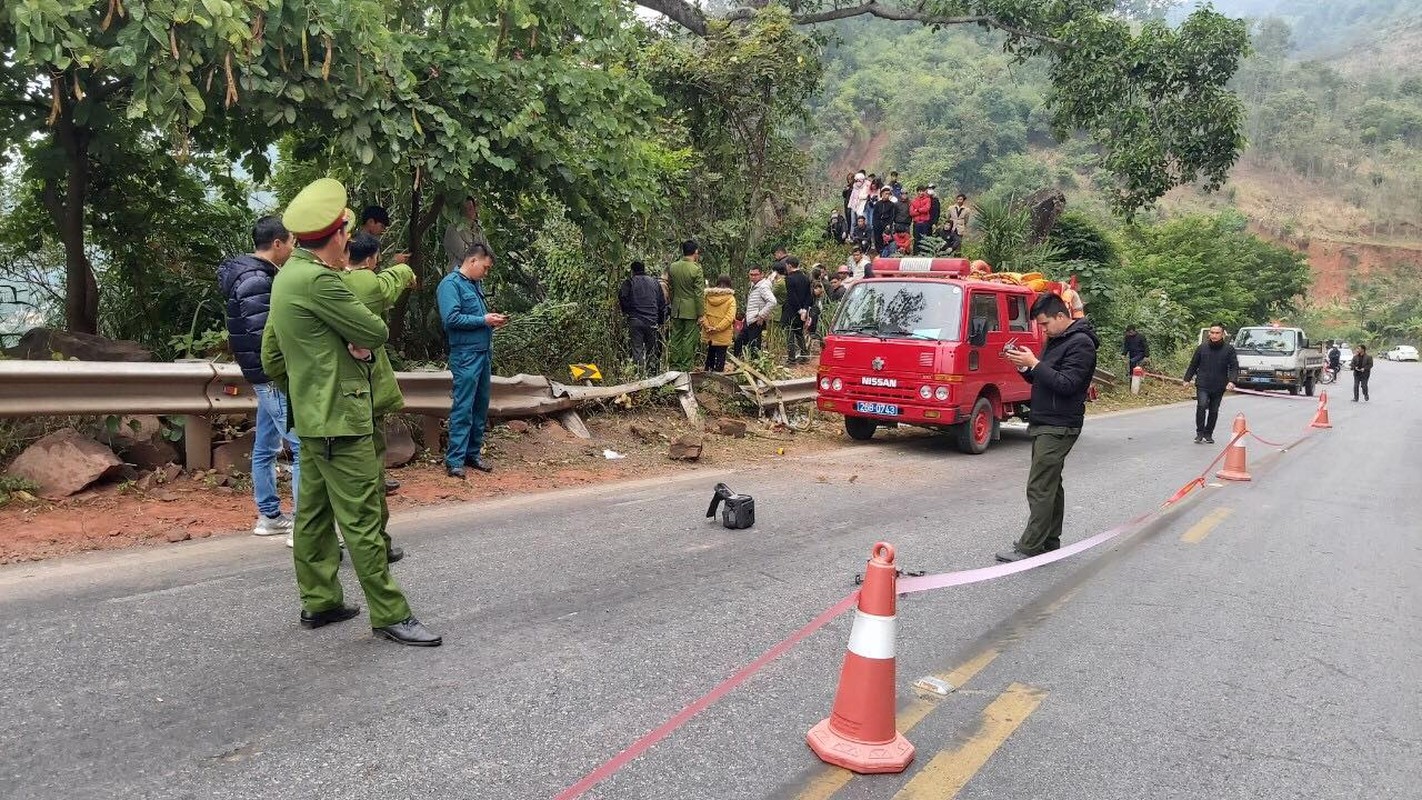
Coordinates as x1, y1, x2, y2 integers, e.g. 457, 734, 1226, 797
342, 230, 417, 563
261, 178, 440, 647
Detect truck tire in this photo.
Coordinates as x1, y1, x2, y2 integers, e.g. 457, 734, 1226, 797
1304, 373, 1315, 397
955, 397, 994, 455
1287, 376, 1299, 396
844, 416, 878, 441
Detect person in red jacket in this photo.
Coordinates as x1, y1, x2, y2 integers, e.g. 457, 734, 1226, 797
909, 185, 934, 254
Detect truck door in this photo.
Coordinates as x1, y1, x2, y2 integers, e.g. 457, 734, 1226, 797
966, 290, 1008, 380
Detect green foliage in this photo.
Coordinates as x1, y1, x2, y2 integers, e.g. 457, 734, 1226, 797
0, 474, 39, 507
972, 198, 1064, 272
1119, 211, 1310, 329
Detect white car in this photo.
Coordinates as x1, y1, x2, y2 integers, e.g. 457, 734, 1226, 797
1385, 345, 1418, 362
1337, 346, 1353, 368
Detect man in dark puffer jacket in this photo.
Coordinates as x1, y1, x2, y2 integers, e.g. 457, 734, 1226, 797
218, 216, 300, 542
999, 293, 1100, 563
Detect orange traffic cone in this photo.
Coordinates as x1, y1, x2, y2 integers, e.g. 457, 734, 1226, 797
1311, 391, 1332, 429
1216, 413, 1252, 482
807, 542, 915, 774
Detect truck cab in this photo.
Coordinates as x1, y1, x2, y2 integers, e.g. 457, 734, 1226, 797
816, 258, 1046, 454
1233, 324, 1324, 395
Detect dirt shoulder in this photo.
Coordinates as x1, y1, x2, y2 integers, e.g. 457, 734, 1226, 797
0, 409, 844, 565
0, 377, 1189, 565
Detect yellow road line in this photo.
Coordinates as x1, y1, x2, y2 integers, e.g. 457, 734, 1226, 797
1180, 507, 1234, 544
790, 647, 1002, 800
891, 683, 1047, 800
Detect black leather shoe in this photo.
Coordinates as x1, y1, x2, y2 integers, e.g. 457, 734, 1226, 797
465, 455, 493, 473
445, 465, 466, 479
995, 549, 1032, 563
1194, 436, 1203, 444
1204, 436, 1214, 444
373, 617, 442, 647
387, 546, 404, 564
300, 604, 361, 629
384, 478, 400, 494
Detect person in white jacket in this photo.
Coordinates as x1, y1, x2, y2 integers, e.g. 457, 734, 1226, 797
734, 265, 778, 358
847, 172, 871, 228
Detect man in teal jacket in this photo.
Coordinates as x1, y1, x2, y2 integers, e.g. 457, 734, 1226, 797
437, 243, 508, 478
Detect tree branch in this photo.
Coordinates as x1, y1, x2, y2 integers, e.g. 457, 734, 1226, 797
637, 2, 1061, 46
635, 0, 709, 37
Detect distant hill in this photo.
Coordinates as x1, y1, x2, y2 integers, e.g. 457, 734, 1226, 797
1178, 0, 1422, 64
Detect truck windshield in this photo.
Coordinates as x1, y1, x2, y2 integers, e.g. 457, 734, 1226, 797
832, 282, 963, 341
1234, 327, 1297, 355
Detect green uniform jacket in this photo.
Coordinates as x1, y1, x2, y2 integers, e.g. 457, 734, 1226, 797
667, 258, 705, 320
261, 249, 389, 437
342, 265, 415, 417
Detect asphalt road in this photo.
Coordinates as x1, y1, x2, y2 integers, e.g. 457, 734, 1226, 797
2, 363, 1417, 800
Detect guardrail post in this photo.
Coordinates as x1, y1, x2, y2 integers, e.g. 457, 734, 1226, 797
184, 415, 213, 470
420, 415, 444, 455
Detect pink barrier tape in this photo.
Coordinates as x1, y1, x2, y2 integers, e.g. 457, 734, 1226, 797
552, 402, 1328, 798
1139, 370, 1314, 401
552, 593, 858, 800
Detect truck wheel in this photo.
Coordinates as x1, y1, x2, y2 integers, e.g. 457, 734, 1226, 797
844, 416, 878, 441
955, 397, 994, 455
1287, 383, 1299, 396
1304, 374, 1315, 397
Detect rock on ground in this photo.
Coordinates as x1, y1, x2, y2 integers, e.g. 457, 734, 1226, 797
5, 428, 126, 498
384, 422, 419, 468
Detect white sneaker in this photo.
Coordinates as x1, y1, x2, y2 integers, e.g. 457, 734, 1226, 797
253, 514, 295, 536
285, 534, 294, 548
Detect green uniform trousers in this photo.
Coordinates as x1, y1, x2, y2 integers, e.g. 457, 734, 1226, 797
669, 318, 699, 372
1015, 425, 1081, 555
294, 434, 411, 628
372, 418, 391, 550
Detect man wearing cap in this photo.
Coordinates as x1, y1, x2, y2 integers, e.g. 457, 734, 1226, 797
262, 177, 440, 647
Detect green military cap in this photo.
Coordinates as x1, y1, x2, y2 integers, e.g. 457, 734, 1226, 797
283, 178, 349, 242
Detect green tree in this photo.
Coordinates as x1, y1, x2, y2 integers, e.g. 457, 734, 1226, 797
642, 0, 1252, 216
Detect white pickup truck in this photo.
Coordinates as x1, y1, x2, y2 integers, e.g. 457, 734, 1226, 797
1232, 325, 1325, 396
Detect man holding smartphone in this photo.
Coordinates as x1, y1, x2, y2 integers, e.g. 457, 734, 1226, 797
998, 294, 1099, 563
438, 243, 509, 478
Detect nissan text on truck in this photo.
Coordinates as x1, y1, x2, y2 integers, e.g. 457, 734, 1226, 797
816, 258, 1048, 454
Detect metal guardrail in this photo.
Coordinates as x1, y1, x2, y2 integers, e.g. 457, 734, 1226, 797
0, 361, 699, 469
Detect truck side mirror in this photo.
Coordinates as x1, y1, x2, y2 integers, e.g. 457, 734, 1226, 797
968, 317, 989, 347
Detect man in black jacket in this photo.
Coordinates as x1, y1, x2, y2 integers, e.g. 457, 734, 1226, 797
781, 256, 813, 363
1182, 323, 1239, 443
1351, 345, 1373, 401
1122, 325, 1150, 371
618, 260, 667, 372
871, 187, 895, 257
998, 294, 1099, 563
218, 215, 300, 541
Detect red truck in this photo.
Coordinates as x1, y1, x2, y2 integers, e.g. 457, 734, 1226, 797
816, 257, 1046, 454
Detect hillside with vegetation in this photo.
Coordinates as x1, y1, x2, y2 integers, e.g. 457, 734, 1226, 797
800, 3, 1422, 346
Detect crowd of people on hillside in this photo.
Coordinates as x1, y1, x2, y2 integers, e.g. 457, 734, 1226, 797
830, 170, 973, 257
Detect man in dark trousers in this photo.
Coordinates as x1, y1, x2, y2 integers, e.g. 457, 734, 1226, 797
1351, 345, 1373, 401
780, 256, 813, 364
998, 294, 1098, 563
1122, 325, 1150, 371
618, 261, 667, 372
1182, 323, 1239, 444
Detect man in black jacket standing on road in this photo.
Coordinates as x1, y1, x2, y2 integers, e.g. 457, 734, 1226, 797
998, 294, 1099, 563
1182, 323, 1239, 444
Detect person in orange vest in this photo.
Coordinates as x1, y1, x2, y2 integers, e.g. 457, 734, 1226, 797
1058, 284, 1085, 319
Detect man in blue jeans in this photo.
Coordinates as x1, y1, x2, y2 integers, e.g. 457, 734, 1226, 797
219, 216, 301, 542
437, 243, 508, 478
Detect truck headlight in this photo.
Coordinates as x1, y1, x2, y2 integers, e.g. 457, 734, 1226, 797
934, 386, 949, 401
831, 378, 843, 392
919, 385, 932, 400
820, 377, 831, 391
